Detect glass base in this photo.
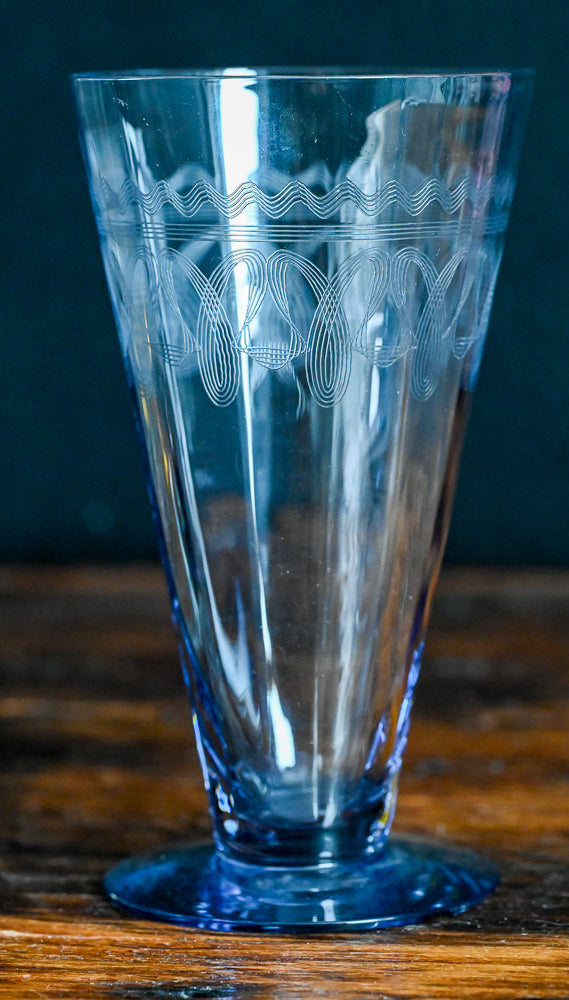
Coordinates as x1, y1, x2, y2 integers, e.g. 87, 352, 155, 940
104, 838, 498, 932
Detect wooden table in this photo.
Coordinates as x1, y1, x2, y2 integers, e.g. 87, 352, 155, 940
1, 565, 569, 998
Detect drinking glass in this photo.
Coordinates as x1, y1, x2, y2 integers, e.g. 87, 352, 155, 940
73, 68, 532, 931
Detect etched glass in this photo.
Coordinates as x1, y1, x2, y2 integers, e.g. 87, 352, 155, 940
73, 68, 532, 930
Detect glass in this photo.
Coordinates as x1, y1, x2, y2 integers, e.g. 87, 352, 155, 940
73, 68, 532, 931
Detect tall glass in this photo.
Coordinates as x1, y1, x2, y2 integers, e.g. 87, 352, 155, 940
73, 69, 532, 931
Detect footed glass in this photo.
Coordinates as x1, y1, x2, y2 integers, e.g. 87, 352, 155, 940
73, 69, 532, 931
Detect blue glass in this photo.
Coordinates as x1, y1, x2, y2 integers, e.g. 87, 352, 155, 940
73, 69, 531, 931
104, 839, 498, 931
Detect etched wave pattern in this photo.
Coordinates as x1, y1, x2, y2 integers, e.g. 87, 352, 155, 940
124, 244, 500, 407
103, 173, 509, 221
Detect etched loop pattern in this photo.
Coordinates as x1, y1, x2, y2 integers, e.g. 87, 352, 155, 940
109, 169, 504, 407
132, 244, 499, 407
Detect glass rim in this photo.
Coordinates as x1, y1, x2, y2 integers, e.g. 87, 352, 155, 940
71, 66, 535, 84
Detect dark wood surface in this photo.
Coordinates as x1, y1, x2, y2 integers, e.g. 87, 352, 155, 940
2, 565, 569, 998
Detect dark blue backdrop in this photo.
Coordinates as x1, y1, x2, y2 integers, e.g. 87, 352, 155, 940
3, 0, 566, 564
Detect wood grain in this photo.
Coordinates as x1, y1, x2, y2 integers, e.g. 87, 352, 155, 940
1, 566, 569, 998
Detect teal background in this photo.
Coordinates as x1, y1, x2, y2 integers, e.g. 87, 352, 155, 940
2, 0, 566, 564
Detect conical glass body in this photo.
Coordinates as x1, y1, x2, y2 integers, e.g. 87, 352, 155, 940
73, 69, 532, 929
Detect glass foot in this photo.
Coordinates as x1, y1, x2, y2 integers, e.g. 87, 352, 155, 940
104, 838, 498, 932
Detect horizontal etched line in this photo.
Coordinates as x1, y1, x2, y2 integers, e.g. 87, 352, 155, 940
104, 215, 508, 243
